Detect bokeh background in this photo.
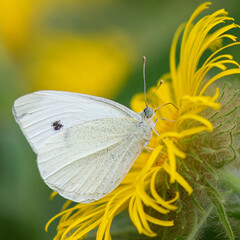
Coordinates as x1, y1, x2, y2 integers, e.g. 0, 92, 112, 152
0, 1, 240, 239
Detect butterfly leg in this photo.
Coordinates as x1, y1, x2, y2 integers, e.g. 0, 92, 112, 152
156, 117, 176, 122
152, 117, 160, 136
143, 141, 154, 152
152, 116, 177, 135
153, 128, 159, 136
144, 146, 155, 152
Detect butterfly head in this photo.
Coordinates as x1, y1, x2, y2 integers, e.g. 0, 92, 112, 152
141, 106, 154, 119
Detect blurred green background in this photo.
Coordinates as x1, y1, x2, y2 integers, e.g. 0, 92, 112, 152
0, 1, 240, 239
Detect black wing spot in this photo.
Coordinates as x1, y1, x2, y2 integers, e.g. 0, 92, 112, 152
52, 120, 63, 131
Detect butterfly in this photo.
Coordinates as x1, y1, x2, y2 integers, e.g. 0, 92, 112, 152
12, 57, 164, 203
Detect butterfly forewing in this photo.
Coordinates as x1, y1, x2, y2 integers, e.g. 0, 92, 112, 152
13, 91, 141, 153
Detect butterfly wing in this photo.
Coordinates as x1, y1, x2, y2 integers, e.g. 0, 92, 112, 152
13, 91, 141, 153
37, 117, 146, 202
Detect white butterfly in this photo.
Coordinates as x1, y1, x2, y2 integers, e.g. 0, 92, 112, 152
13, 90, 156, 203
12, 58, 162, 203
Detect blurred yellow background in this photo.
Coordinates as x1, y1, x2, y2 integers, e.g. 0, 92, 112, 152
0, 0, 240, 239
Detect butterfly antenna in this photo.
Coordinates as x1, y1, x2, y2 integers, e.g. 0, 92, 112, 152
154, 102, 179, 112
143, 56, 148, 107
147, 79, 163, 106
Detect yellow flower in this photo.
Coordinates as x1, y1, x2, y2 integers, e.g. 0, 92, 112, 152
46, 2, 240, 239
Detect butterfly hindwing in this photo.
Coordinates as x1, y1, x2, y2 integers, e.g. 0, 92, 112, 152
37, 117, 145, 202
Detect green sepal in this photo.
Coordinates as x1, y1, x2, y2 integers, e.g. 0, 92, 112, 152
206, 182, 234, 240
190, 194, 206, 215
